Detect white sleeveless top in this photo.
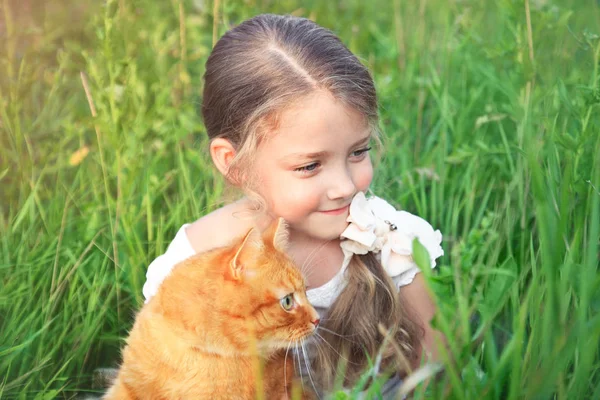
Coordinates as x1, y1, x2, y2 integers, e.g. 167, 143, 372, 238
142, 193, 444, 308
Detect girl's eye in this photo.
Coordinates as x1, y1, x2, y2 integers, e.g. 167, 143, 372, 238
352, 146, 372, 157
295, 162, 319, 173
280, 294, 295, 311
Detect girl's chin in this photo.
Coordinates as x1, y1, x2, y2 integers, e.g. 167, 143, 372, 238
310, 221, 350, 241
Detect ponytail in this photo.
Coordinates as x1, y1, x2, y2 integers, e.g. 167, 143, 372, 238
311, 252, 424, 390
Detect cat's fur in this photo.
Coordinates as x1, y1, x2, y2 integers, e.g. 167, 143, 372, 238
104, 218, 319, 399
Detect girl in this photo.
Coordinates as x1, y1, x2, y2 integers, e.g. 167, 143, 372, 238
143, 13, 445, 397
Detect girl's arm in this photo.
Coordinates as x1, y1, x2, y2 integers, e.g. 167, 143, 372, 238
399, 273, 447, 369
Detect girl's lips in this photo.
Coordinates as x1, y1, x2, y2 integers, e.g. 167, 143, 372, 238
319, 205, 350, 215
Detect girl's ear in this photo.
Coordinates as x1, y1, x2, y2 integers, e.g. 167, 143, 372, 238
210, 138, 237, 180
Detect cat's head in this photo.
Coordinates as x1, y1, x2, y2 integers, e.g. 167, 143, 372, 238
158, 218, 319, 355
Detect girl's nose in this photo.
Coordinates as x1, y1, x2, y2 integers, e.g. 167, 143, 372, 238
327, 168, 356, 200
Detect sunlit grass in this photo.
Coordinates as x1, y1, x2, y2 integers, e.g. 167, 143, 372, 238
1, 0, 599, 398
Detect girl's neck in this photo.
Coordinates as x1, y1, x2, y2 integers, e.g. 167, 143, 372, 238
287, 229, 345, 290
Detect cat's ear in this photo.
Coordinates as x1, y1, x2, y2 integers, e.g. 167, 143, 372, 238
263, 217, 289, 252
230, 227, 262, 280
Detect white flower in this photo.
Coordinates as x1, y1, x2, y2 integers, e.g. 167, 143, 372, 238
340, 192, 444, 278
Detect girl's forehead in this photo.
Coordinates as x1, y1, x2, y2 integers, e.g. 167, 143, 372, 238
265, 91, 370, 149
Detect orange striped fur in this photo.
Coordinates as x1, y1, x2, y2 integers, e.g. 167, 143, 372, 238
104, 219, 318, 399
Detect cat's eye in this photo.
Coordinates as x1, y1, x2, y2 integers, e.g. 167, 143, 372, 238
280, 294, 295, 311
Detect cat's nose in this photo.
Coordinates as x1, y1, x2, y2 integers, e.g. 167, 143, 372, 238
312, 318, 320, 327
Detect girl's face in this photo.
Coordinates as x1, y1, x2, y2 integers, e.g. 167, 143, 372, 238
252, 91, 374, 241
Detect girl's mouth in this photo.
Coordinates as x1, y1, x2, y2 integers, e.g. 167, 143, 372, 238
319, 205, 350, 215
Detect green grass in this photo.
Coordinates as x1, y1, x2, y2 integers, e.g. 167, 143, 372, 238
1, 0, 599, 398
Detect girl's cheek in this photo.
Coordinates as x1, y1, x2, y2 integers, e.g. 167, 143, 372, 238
356, 161, 374, 192
275, 182, 318, 219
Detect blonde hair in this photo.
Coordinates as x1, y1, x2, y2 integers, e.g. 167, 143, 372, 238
201, 14, 422, 391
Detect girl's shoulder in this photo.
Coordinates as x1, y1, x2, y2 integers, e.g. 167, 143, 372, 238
185, 198, 258, 254
142, 199, 257, 303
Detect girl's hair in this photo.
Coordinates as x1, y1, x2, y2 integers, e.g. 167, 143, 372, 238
202, 13, 378, 185
202, 14, 423, 390
314, 253, 424, 389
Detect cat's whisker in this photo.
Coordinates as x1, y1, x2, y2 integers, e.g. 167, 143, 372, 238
318, 315, 348, 324
303, 246, 329, 268
284, 339, 292, 395
304, 253, 330, 274
313, 332, 359, 365
299, 238, 334, 278
303, 256, 329, 281
299, 242, 324, 272
299, 258, 320, 281
317, 326, 359, 342
294, 345, 305, 390
303, 333, 319, 346
301, 339, 321, 400
287, 329, 302, 347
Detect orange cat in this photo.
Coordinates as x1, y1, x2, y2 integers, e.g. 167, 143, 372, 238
104, 218, 319, 399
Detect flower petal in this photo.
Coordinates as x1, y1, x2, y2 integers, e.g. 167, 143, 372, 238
340, 239, 371, 255
341, 223, 377, 248
346, 192, 375, 230
368, 196, 399, 222
387, 231, 414, 255
340, 193, 444, 281
385, 252, 416, 276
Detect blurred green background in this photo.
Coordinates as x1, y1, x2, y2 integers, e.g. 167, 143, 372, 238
1, 0, 599, 398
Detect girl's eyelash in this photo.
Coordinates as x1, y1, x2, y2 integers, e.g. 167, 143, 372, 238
294, 147, 371, 174
295, 162, 320, 172
294, 146, 371, 173
352, 146, 372, 157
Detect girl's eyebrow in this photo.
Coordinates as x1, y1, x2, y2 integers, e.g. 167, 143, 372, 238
281, 135, 371, 161
352, 135, 372, 147
283, 150, 328, 161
